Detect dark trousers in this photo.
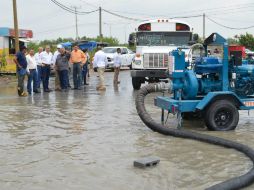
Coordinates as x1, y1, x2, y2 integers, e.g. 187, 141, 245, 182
27, 69, 38, 94
82, 64, 88, 84
73, 63, 81, 89
59, 70, 69, 89
41, 65, 51, 91
17, 73, 25, 96
37, 65, 42, 89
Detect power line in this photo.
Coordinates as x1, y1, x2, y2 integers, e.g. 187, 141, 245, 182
102, 9, 144, 21
170, 14, 203, 19
50, 0, 98, 15
206, 16, 254, 30
79, 0, 98, 9
104, 2, 254, 20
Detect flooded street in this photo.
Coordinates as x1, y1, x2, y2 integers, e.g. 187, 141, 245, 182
0, 70, 254, 190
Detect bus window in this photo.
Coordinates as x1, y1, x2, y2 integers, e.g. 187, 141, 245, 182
136, 32, 191, 46
176, 23, 190, 31
138, 23, 151, 31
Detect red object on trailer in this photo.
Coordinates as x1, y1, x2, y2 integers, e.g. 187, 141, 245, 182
229, 45, 246, 58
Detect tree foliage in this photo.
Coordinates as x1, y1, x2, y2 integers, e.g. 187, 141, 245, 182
27, 36, 120, 52
237, 33, 254, 50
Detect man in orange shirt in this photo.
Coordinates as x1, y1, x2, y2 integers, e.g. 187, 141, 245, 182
70, 45, 87, 89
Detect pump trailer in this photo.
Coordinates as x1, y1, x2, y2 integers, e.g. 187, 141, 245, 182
152, 33, 254, 131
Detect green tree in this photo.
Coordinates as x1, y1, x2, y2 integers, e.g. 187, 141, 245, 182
237, 33, 254, 50
227, 37, 239, 45
27, 42, 40, 52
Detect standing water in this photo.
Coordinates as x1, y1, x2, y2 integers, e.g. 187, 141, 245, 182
0, 70, 253, 190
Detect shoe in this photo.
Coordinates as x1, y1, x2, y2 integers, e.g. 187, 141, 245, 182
44, 89, 51, 92
33, 90, 40, 93
96, 86, 102, 90
84, 83, 89, 85
19, 92, 28, 97
55, 88, 61, 91
98, 86, 106, 91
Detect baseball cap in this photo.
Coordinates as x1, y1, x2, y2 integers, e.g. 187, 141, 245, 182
57, 44, 63, 49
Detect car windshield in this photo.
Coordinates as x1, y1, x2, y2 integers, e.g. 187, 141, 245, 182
103, 48, 117, 53
136, 32, 191, 46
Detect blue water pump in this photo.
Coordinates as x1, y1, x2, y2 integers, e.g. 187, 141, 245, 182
155, 33, 254, 131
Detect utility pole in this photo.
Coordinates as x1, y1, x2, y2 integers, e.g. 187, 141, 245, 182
72, 6, 80, 41
99, 7, 102, 42
203, 13, 205, 40
12, 0, 19, 53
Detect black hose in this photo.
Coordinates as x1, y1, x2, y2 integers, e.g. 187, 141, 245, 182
136, 83, 254, 190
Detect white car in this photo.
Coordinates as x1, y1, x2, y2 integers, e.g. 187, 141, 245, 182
103, 47, 135, 70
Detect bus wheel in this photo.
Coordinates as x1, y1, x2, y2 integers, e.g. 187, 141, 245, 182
205, 100, 239, 131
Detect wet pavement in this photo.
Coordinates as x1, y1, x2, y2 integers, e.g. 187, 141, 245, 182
0, 70, 254, 190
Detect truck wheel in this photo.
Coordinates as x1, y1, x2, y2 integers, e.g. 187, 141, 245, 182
205, 100, 239, 131
132, 77, 142, 90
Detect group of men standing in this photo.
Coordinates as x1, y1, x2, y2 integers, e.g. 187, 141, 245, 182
14, 44, 122, 97
14, 44, 90, 96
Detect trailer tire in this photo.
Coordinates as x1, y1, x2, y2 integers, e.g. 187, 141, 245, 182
205, 100, 239, 131
132, 77, 142, 90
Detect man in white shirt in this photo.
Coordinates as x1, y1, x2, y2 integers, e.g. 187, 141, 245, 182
113, 48, 122, 85
26, 49, 39, 94
34, 47, 43, 92
40, 46, 53, 92
53, 44, 62, 91
93, 46, 108, 90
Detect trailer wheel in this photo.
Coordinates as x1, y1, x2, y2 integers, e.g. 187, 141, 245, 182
132, 77, 142, 90
205, 100, 239, 131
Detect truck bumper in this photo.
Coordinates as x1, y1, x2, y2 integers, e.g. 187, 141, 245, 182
131, 69, 167, 78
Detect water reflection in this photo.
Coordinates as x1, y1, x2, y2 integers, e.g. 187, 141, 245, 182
0, 71, 253, 190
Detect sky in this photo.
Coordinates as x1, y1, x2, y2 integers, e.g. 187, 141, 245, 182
1, 0, 254, 43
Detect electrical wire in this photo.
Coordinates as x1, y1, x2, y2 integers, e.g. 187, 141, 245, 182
206, 16, 254, 30
50, 0, 98, 15
79, 0, 98, 9
170, 14, 203, 19
102, 9, 144, 21
104, 3, 254, 20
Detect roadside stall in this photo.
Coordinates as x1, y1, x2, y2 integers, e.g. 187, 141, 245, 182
0, 27, 33, 73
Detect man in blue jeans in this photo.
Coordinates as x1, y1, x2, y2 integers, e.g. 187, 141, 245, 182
34, 47, 43, 92
40, 46, 53, 92
26, 49, 40, 95
70, 45, 86, 90
55, 47, 71, 91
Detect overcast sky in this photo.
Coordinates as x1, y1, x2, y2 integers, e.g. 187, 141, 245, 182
1, 0, 254, 43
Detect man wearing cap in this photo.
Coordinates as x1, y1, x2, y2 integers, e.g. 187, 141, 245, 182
13, 46, 28, 97
40, 46, 53, 92
70, 45, 86, 90
53, 44, 62, 91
